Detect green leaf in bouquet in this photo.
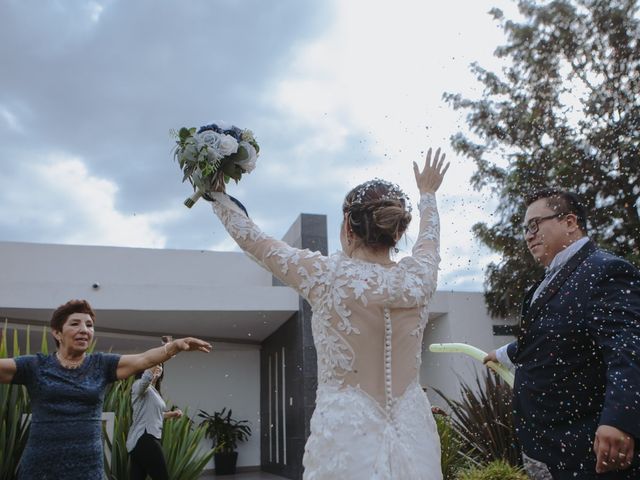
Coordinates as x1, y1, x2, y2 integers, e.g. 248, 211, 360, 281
200, 162, 215, 178
220, 157, 243, 181
178, 127, 195, 143
227, 145, 249, 163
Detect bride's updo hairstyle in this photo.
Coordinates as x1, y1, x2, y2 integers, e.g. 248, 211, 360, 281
342, 179, 412, 250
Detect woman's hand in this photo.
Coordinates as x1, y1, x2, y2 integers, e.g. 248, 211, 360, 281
413, 147, 449, 194
167, 337, 212, 355
151, 365, 163, 379
117, 337, 212, 380
164, 408, 183, 419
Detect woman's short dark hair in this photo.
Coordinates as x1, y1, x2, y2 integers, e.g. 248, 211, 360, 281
50, 299, 96, 347
525, 188, 588, 233
343, 179, 412, 249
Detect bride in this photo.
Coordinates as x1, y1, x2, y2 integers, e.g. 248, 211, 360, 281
206, 147, 448, 479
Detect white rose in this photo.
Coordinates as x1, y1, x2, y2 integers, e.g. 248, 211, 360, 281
196, 131, 238, 158
218, 134, 239, 156
236, 142, 258, 173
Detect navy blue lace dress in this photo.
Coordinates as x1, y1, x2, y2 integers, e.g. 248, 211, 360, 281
12, 352, 121, 480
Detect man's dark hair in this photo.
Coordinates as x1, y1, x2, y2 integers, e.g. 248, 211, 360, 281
525, 188, 588, 233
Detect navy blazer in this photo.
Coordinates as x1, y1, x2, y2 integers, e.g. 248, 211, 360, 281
506, 240, 640, 471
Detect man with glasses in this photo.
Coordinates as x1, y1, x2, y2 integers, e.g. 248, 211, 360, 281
484, 188, 640, 479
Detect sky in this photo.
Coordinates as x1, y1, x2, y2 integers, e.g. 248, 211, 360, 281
0, 0, 520, 291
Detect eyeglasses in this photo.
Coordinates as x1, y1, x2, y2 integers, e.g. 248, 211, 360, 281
522, 213, 566, 236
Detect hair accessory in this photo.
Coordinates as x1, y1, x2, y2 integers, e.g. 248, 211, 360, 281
344, 178, 412, 213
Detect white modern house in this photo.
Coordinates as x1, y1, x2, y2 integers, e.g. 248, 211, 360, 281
0, 213, 517, 479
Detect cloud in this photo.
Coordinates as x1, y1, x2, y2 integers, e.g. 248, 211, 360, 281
0, 104, 23, 133
0, 152, 170, 248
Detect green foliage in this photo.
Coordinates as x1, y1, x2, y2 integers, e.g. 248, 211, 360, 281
434, 369, 521, 468
162, 414, 214, 480
434, 413, 470, 480
458, 459, 528, 480
102, 376, 213, 480
0, 324, 49, 480
103, 376, 134, 480
197, 407, 252, 453
446, 0, 640, 317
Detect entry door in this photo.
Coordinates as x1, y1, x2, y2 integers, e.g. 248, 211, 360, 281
267, 347, 287, 466
260, 314, 307, 480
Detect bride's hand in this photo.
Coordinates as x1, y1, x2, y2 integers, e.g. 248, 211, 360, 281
413, 147, 450, 194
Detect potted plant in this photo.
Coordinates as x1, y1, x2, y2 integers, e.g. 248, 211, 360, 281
197, 407, 252, 475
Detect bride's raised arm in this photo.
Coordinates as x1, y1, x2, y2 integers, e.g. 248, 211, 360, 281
410, 147, 449, 272
207, 192, 329, 303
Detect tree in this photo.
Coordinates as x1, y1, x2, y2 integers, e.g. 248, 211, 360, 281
446, 0, 640, 317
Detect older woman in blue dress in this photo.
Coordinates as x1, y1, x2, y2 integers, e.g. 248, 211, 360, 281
0, 299, 211, 480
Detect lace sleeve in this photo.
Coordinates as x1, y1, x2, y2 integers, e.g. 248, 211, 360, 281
209, 192, 329, 302
412, 193, 440, 267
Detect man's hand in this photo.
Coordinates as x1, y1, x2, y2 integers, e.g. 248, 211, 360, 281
594, 425, 634, 473
483, 350, 498, 365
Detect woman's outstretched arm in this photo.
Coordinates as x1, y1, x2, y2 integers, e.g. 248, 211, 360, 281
207, 192, 330, 303
116, 337, 211, 380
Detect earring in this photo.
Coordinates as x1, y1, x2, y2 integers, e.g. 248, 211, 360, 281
347, 238, 352, 246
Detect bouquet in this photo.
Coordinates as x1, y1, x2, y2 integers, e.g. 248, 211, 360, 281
172, 122, 259, 207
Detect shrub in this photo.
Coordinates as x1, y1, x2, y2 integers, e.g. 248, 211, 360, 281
434, 411, 469, 479
0, 324, 48, 480
458, 459, 528, 480
433, 368, 522, 467
162, 413, 214, 480
197, 408, 251, 453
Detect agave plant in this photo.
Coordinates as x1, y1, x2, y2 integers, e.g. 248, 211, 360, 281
102, 376, 135, 479
433, 368, 522, 468
162, 413, 214, 480
0, 323, 49, 480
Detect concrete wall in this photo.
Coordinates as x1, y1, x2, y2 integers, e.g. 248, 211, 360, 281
0, 240, 295, 313
160, 343, 261, 469
421, 291, 516, 405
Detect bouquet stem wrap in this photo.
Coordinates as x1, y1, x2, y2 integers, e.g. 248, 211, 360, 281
184, 191, 203, 208
428, 342, 514, 387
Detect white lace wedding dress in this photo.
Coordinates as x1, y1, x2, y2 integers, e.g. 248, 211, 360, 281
210, 192, 442, 480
